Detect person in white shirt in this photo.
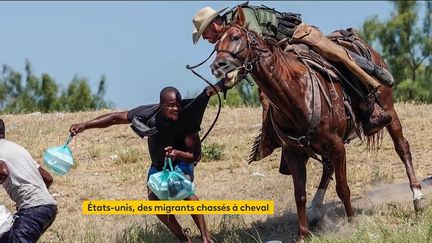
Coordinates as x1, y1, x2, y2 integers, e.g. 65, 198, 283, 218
0, 118, 57, 243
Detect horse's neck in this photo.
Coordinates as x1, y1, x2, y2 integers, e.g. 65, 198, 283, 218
252, 48, 312, 131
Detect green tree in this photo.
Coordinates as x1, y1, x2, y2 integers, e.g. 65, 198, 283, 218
360, 1, 432, 102
19, 60, 42, 112
1, 65, 23, 112
39, 73, 59, 112
92, 75, 112, 109
0, 61, 112, 113
60, 76, 94, 111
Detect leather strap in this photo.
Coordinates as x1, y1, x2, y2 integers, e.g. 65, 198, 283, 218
269, 70, 322, 163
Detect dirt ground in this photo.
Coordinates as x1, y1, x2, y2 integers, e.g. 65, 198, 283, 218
0, 103, 431, 242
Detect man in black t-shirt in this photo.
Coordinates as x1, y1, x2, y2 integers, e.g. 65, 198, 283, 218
70, 86, 215, 243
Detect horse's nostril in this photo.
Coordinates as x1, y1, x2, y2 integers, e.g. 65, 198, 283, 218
217, 61, 228, 67
211, 60, 228, 71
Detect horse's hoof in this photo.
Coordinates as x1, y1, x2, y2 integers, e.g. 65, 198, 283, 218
414, 196, 427, 212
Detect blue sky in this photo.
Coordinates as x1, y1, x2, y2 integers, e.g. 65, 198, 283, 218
0, 1, 394, 109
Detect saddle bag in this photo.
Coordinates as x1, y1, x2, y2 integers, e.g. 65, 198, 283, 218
276, 12, 302, 41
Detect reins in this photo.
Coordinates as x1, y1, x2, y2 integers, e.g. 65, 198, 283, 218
186, 25, 267, 142
186, 50, 222, 143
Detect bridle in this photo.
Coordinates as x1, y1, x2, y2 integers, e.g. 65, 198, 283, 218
215, 25, 269, 82
185, 25, 268, 142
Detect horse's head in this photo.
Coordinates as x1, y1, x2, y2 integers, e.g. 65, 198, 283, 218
211, 7, 263, 88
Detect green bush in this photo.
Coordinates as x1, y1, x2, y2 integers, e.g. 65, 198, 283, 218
201, 143, 225, 162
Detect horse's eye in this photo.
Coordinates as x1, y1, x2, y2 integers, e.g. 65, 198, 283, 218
232, 35, 240, 41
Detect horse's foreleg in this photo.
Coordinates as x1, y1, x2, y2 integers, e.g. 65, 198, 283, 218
329, 140, 354, 219
385, 107, 424, 210
283, 147, 310, 242
307, 157, 334, 225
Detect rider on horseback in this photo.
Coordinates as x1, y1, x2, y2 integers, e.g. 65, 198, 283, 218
192, 3, 394, 136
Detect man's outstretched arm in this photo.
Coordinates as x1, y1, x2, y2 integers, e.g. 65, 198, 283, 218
69, 111, 129, 136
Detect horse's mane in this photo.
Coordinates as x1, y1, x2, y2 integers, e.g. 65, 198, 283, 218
263, 38, 307, 81
221, 23, 307, 81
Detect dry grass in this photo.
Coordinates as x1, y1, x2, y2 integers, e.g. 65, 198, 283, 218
0, 103, 431, 242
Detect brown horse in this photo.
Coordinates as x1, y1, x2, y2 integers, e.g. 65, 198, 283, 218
210, 7, 424, 241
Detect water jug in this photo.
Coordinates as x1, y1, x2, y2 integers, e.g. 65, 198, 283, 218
43, 135, 74, 175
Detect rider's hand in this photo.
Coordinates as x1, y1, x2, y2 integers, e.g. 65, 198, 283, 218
69, 123, 86, 136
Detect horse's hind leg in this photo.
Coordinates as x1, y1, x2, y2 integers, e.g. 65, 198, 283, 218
308, 157, 334, 225
283, 147, 310, 242
385, 105, 424, 211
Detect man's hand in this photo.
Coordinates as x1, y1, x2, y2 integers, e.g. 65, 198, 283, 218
205, 85, 221, 97
69, 123, 86, 136
164, 146, 177, 160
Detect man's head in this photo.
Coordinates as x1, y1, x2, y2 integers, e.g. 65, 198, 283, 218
159, 87, 182, 121
0, 119, 5, 139
192, 6, 228, 44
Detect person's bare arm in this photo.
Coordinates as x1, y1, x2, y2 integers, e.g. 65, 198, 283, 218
0, 160, 9, 184
69, 111, 129, 135
165, 133, 201, 163
38, 167, 54, 189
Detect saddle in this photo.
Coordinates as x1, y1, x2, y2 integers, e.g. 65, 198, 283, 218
248, 28, 372, 175
327, 28, 372, 61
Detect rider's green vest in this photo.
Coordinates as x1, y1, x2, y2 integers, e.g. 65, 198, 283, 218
224, 4, 302, 41
224, 5, 279, 38
222, 4, 303, 85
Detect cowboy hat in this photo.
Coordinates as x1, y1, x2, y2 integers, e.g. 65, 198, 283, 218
192, 6, 228, 44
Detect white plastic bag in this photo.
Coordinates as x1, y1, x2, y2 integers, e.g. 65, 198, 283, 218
0, 204, 13, 237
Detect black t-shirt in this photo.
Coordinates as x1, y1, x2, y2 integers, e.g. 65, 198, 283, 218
127, 90, 210, 170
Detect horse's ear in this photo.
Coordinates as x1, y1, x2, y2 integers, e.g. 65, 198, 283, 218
235, 6, 245, 27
